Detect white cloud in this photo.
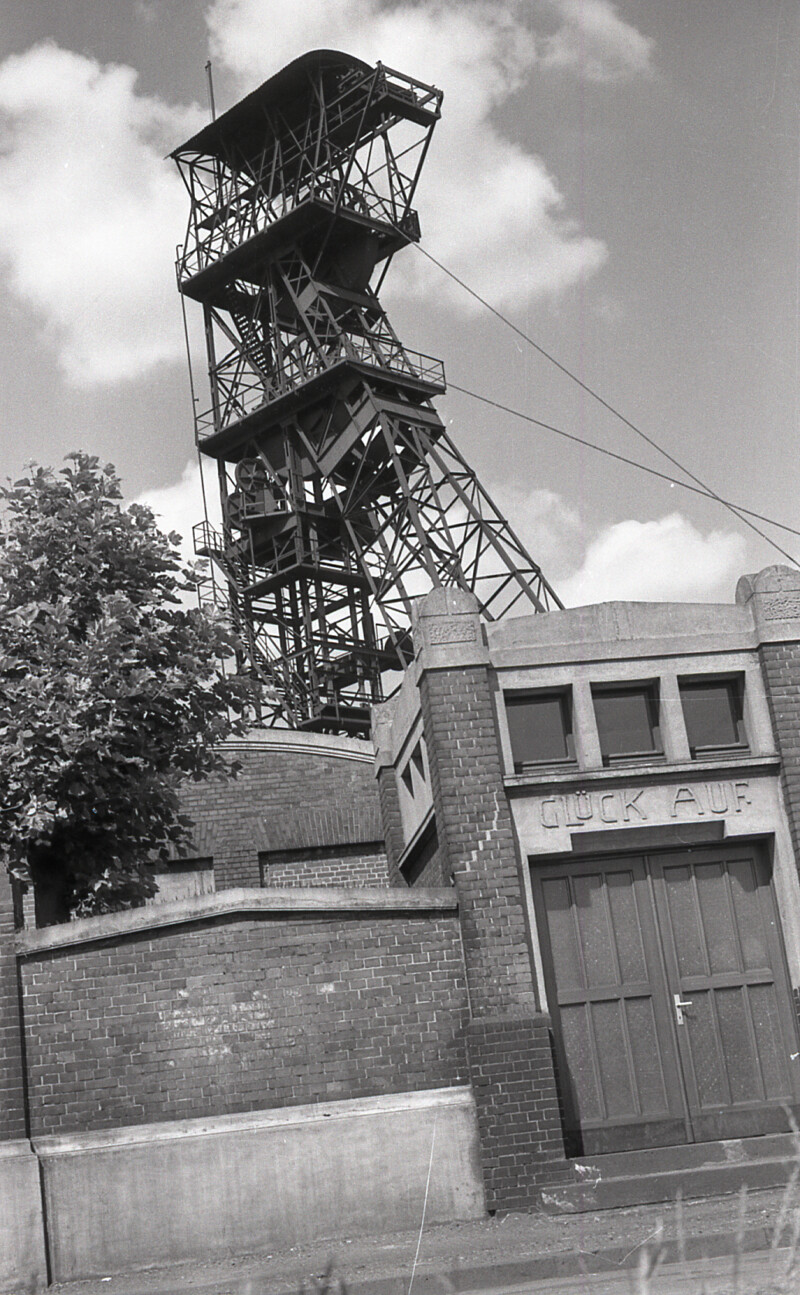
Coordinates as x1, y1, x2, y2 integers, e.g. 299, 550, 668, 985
205, 0, 630, 311
492, 484, 585, 573
539, 0, 656, 83
136, 465, 747, 614
0, 44, 203, 385
0, 4, 654, 384
558, 513, 748, 607
135, 458, 222, 567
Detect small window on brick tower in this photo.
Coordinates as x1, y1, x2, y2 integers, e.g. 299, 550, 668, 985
505, 691, 575, 771
679, 675, 747, 757
592, 683, 662, 765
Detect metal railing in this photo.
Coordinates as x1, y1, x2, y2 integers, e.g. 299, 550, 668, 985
196, 341, 445, 440
178, 180, 417, 283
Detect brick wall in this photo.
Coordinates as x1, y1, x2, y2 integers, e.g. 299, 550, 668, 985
0, 870, 27, 1139
179, 738, 386, 890
760, 642, 800, 871
261, 849, 388, 888
467, 1017, 570, 1209
20, 904, 469, 1137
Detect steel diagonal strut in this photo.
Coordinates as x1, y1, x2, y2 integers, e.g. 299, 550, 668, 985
173, 49, 562, 734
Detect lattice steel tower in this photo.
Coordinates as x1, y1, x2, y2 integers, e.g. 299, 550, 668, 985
173, 50, 561, 733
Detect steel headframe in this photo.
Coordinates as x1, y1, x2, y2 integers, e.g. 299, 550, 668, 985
172, 49, 562, 734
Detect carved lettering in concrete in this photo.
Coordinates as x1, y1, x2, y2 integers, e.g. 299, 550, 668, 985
622, 789, 646, 821
538, 788, 650, 829
537, 780, 752, 830
669, 781, 750, 817
670, 785, 705, 816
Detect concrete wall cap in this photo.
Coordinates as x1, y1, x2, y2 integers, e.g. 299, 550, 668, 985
17, 886, 458, 953
222, 727, 373, 764
0, 1140, 38, 1162
737, 565, 800, 604
32, 1086, 475, 1156
487, 599, 753, 661
415, 587, 481, 618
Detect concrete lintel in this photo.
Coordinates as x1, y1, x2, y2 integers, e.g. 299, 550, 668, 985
17, 885, 458, 954
34, 1087, 475, 1157
503, 754, 780, 796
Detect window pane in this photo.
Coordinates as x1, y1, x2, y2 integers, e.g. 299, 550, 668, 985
593, 686, 660, 761
506, 693, 572, 766
680, 679, 744, 751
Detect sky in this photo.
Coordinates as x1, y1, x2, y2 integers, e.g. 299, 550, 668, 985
0, 0, 798, 606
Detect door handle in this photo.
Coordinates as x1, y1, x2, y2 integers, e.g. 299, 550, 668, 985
673, 992, 692, 1025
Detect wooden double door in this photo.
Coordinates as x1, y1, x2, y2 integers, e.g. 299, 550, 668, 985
532, 845, 800, 1154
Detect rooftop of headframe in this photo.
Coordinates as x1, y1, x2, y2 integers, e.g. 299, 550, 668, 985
171, 49, 438, 161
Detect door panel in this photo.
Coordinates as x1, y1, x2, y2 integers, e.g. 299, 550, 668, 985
653, 847, 800, 1141
535, 859, 688, 1153
534, 843, 800, 1154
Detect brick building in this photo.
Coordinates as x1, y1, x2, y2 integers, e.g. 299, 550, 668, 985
3, 564, 800, 1284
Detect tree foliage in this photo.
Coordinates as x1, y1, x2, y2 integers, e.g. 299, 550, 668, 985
0, 453, 248, 922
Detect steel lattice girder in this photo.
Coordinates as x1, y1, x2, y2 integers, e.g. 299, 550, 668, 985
174, 50, 561, 733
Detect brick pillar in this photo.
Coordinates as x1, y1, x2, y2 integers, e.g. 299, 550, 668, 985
760, 641, 800, 863
0, 869, 27, 1140
737, 567, 800, 1038
737, 567, 800, 869
0, 869, 48, 1289
414, 589, 568, 1209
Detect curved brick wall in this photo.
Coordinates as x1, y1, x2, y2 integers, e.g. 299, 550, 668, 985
178, 730, 388, 889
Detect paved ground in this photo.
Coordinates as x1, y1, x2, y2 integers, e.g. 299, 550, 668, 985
48, 1182, 800, 1295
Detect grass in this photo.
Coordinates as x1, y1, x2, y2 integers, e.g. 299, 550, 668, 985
632, 1116, 800, 1293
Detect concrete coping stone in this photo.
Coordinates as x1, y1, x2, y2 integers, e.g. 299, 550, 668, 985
16, 886, 458, 955
0, 1139, 39, 1162
223, 727, 373, 763
32, 1086, 475, 1156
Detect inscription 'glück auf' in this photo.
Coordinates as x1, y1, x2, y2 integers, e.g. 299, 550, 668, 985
539, 781, 752, 830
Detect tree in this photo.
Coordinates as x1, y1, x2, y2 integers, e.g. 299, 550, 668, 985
0, 453, 249, 924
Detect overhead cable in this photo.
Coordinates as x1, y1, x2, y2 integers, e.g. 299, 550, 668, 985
413, 242, 799, 568
449, 382, 800, 541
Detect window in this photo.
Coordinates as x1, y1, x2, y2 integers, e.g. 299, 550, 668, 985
679, 676, 747, 756
505, 691, 575, 770
400, 739, 426, 797
592, 683, 661, 765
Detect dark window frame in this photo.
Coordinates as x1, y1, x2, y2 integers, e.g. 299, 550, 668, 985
504, 688, 576, 772
678, 673, 748, 758
591, 681, 663, 767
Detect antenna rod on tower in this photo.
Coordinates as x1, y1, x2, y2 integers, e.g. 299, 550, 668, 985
205, 60, 216, 122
